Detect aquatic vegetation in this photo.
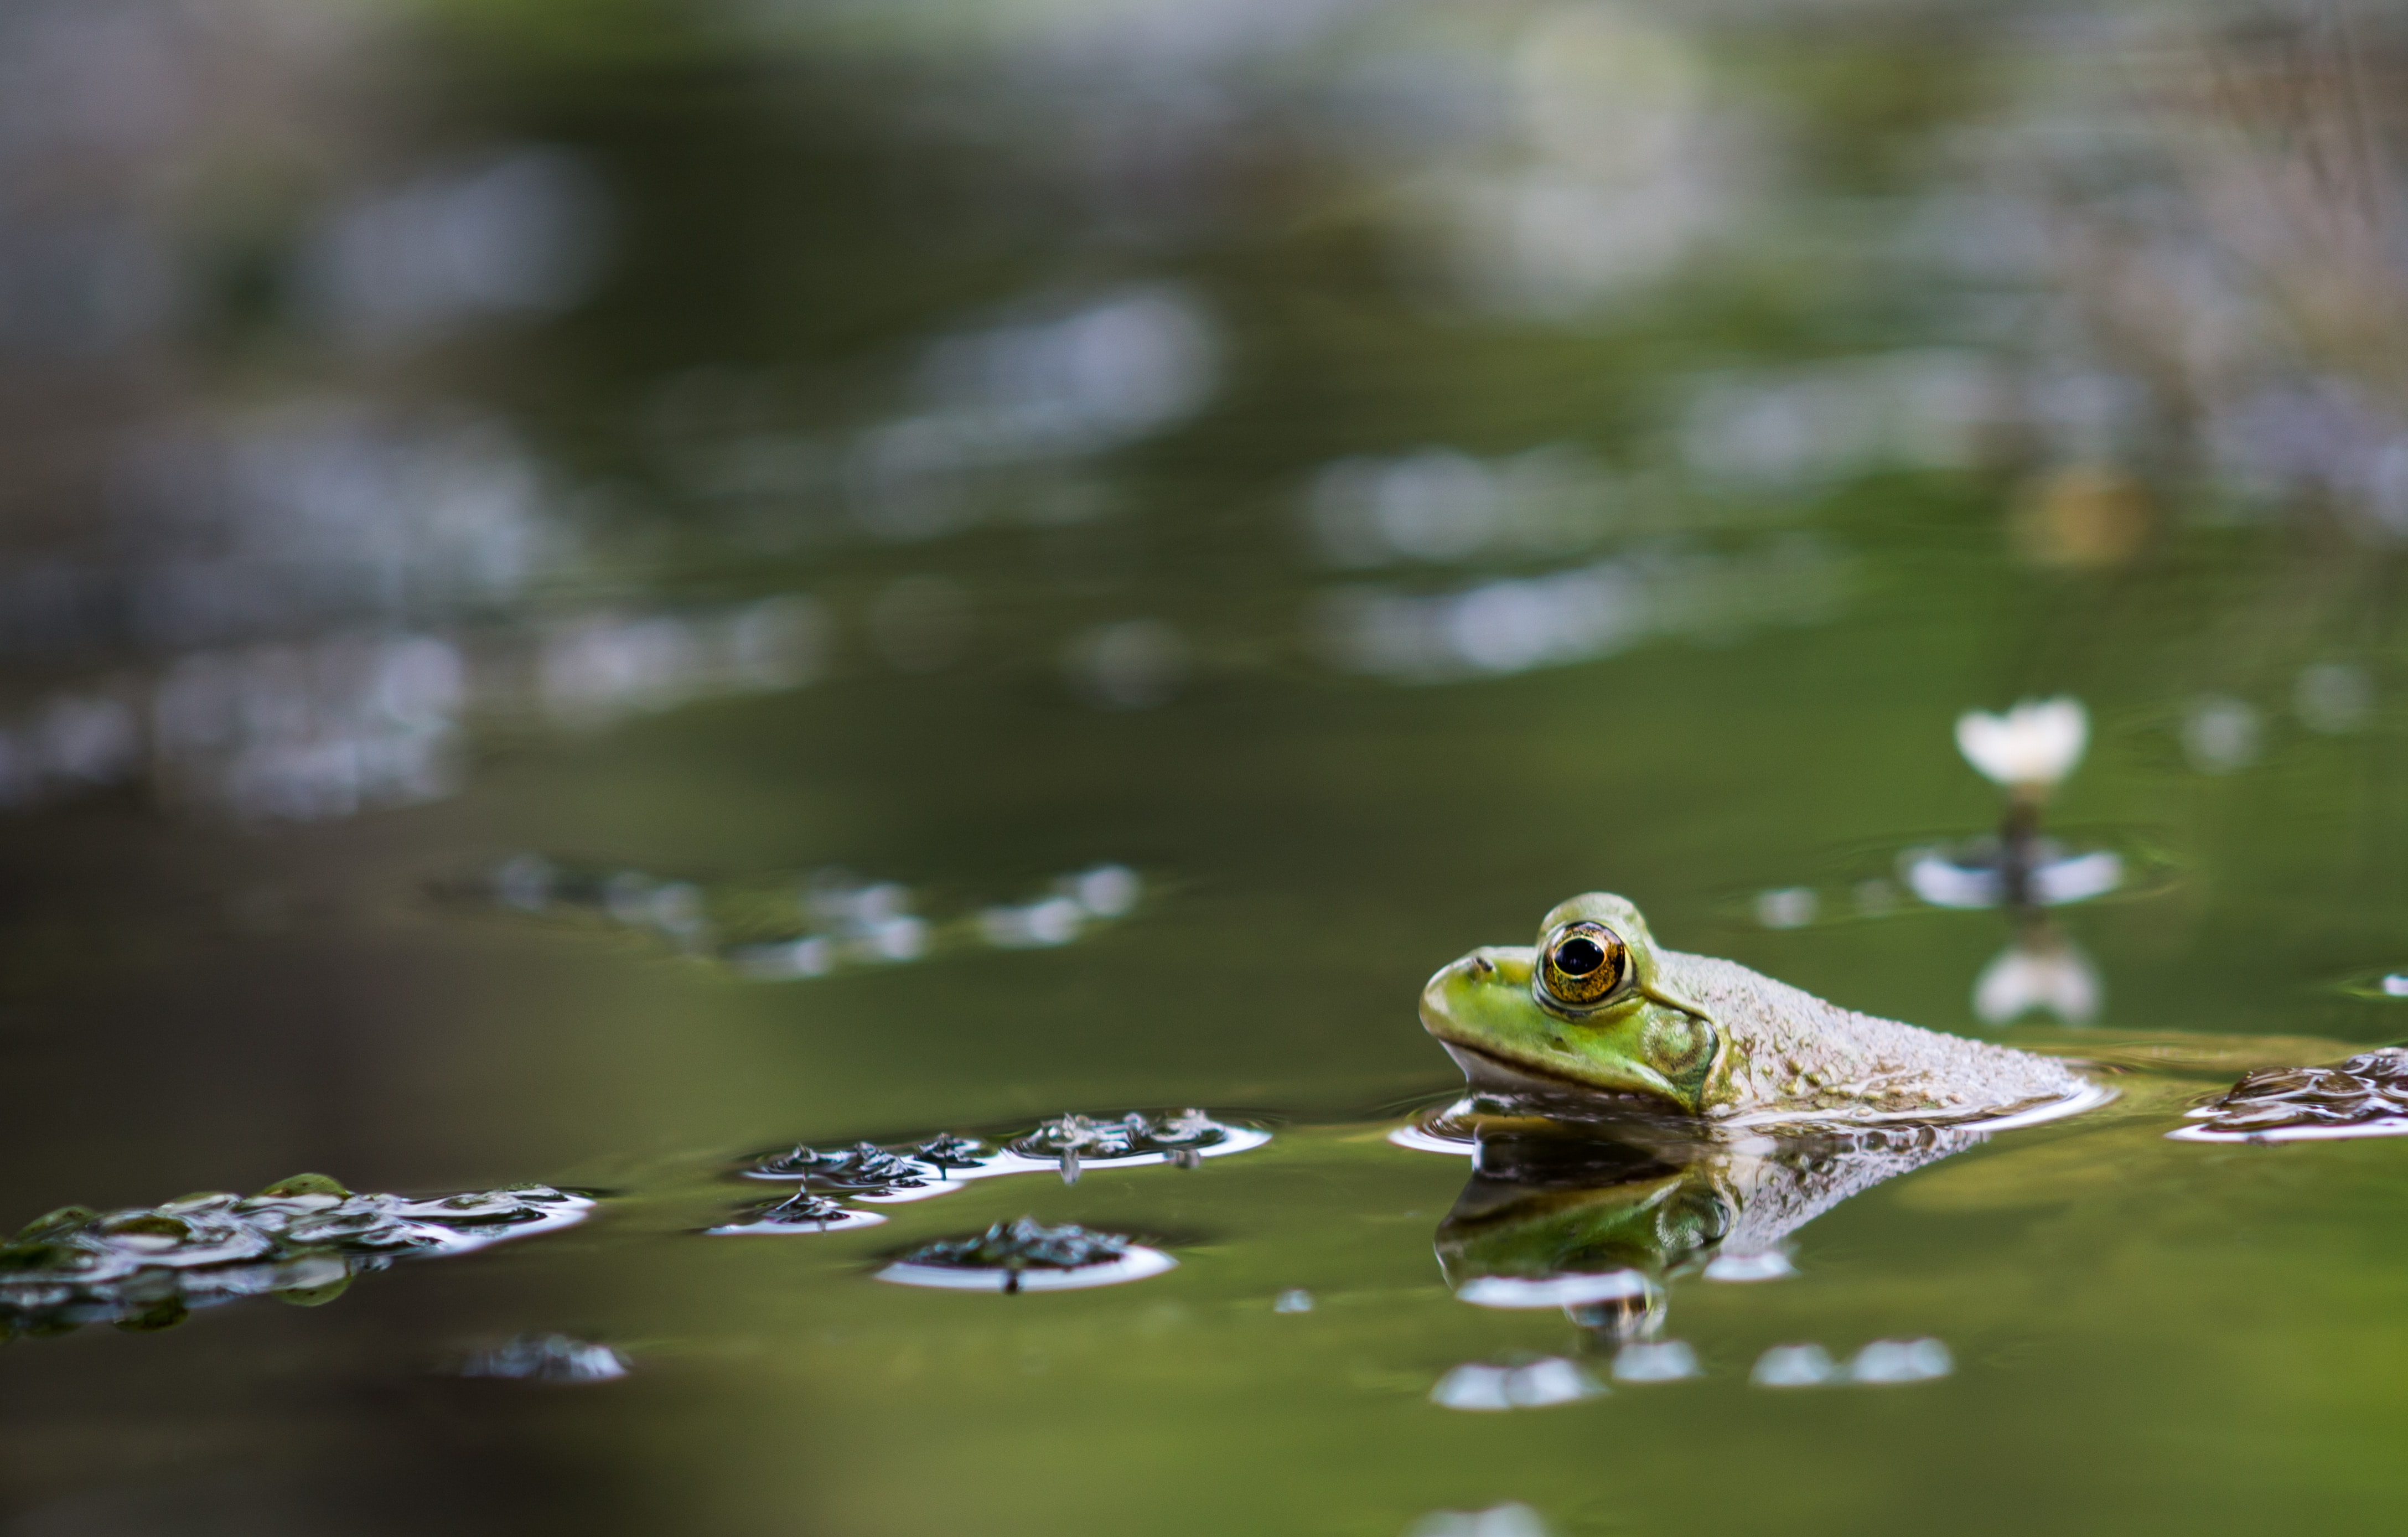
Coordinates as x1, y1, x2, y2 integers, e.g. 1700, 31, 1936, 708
876, 1217, 1175, 1293
748, 1141, 957, 1196
2171, 1049, 2408, 1143
0, 1174, 593, 1342
706, 1193, 888, 1237
457, 1333, 630, 1384
724, 1111, 1270, 1232
1005, 1109, 1271, 1179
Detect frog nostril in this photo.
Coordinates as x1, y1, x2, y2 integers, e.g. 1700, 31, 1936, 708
1471, 956, 1495, 975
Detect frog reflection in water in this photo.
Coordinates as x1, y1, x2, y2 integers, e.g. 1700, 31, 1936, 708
1435, 1117, 1979, 1322
1419, 893, 2099, 1328
1422, 892, 2098, 1127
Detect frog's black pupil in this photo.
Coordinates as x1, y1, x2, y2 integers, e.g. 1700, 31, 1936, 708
1555, 937, 1607, 976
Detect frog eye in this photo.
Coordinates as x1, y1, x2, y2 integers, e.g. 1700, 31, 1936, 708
1538, 920, 1628, 1010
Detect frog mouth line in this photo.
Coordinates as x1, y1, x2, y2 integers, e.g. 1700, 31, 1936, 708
1437, 1039, 1674, 1103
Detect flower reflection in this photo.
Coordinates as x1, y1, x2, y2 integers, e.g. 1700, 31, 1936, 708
1972, 931, 2103, 1027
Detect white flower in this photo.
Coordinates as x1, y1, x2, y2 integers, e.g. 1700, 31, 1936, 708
1954, 696, 2088, 791
1973, 936, 2100, 1025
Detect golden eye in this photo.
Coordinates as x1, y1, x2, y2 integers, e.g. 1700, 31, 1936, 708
1539, 921, 1627, 1008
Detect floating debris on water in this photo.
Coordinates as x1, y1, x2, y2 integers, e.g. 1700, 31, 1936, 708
726, 1111, 1268, 1231
1430, 1357, 1604, 1411
0, 1174, 593, 1341
874, 1217, 1175, 1293
745, 1142, 965, 1202
461, 857, 1145, 981
705, 1192, 888, 1236
2169, 1048, 2408, 1142
1750, 1338, 1951, 1387
1611, 1340, 1702, 1382
1008, 1109, 1271, 1183
457, 1333, 631, 1384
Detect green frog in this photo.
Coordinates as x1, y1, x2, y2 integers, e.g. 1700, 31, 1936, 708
1422, 892, 2100, 1128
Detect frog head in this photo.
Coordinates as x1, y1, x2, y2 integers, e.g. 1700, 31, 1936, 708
1419, 893, 1729, 1112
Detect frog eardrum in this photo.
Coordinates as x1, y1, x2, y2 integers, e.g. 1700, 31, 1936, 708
1537, 920, 1627, 1011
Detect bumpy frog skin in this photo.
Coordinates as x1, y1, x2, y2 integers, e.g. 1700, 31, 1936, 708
1421, 893, 2094, 1126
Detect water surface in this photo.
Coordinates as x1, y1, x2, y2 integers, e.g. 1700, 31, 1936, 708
4, 2, 2408, 1533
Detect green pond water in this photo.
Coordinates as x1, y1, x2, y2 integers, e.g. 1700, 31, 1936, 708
6, 1, 2408, 1533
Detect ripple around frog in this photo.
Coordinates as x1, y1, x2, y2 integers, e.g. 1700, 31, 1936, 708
873, 1216, 1177, 1293
1391, 1074, 2111, 1156
726, 1110, 1270, 1225
2169, 1047, 2408, 1142
0, 1175, 594, 1341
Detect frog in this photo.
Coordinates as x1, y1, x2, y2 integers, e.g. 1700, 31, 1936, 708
1421, 892, 2098, 1128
